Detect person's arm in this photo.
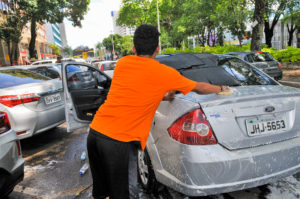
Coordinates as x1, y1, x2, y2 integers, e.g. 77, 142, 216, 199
193, 82, 230, 94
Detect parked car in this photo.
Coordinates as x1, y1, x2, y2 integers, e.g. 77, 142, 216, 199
0, 111, 24, 197
61, 53, 300, 197
31, 59, 57, 65
225, 51, 282, 80
92, 61, 117, 72
0, 67, 65, 139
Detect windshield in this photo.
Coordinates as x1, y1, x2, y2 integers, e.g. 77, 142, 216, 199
0, 69, 50, 89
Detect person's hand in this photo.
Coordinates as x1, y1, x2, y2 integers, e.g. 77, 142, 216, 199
163, 91, 176, 101
220, 86, 230, 92
218, 86, 232, 95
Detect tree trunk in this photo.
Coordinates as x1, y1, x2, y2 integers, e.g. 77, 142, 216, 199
287, 24, 296, 46
29, 19, 37, 59
251, 0, 266, 51
264, 21, 273, 48
6, 41, 13, 66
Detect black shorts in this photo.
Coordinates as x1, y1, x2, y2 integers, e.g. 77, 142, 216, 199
87, 128, 139, 199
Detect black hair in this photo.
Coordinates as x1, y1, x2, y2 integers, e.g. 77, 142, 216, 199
133, 24, 160, 56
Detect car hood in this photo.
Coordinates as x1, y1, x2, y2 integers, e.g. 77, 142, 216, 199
178, 85, 300, 150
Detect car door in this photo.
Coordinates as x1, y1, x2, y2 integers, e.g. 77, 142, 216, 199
62, 62, 111, 132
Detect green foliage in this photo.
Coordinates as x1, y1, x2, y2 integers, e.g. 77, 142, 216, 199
117, 0, 156, 27
120, 35, 133, 55
262, 47, 300, 62
163, 45, 300, 63
0, 2, 27, 65
63, 46, 73, 57
102, 34, 123, 53
49, 44, 61, 55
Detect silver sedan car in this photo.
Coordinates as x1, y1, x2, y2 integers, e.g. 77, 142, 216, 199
0, 111, 24, 197
0, 67, 65, 139
61, 53, 300, 196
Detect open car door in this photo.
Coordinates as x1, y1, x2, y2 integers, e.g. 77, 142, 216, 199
62, 62, 111, 132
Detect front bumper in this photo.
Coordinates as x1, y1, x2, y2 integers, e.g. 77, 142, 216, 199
152, 136, 300, 196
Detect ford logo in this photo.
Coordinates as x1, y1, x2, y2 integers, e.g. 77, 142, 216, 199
265, 106, 275, 112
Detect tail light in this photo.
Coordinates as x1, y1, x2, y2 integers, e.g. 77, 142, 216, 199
16, 140, 22, 156
0, 111, 10, 134
68, 75, 80, 82
168, 109, 217, 145
257, 52, 263, 54
278, 63, 282, 68
100, 64, 104, 71
0, 93, 40, 108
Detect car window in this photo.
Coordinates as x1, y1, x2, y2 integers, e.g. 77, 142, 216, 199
258, 52, 275, 61
219, 58, 277, 85
29, 67, 60, 79
66, 65, 83, 73
103, 62, 116, 70
0, 69, 50, 89
66, 64, 108, 90
247, 54, 265, 62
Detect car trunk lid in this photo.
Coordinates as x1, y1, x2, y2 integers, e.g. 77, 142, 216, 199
180, 85, 300, 150
1, 80, 63, 111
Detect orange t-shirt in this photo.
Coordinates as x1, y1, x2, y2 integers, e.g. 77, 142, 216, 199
90, 55, 197, 149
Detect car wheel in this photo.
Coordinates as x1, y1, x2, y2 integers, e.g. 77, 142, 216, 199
137, 149, 157, 193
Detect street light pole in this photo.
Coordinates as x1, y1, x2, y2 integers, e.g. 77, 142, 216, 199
156, 0, 161, 53
111, 33, 115, 60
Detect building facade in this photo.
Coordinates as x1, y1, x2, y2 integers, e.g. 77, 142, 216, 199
111, 10, 135, 36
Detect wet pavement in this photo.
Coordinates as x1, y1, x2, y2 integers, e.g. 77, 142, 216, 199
7, 122, 300, 199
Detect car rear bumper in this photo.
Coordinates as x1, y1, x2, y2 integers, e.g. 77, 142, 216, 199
265, 70, 282, 80
152, 136, 300, 196
7, 104, 65, 139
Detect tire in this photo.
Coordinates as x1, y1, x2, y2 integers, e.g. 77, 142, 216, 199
137, 149, 158, 193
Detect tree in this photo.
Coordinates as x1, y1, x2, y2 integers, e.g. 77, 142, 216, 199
18, 0, 90, 59
217, 0, 250, 47
120, 35, 133, 55
63, 46, 73, 57
102, 34, 123, 54
251, 0, 266, 51
0, 1, 27, 65
264, 0, 290, 47
49, 44, 61, 55
281, 1, 300, 46
117, 0, 157, 27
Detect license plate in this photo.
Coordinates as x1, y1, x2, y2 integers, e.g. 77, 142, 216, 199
246, 115, 287, 136
45, 93, 61, 105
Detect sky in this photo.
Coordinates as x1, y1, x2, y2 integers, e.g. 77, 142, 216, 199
64, 0, 122, 49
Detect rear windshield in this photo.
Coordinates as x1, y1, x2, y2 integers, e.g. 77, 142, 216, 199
246, 53, 273, 62
29, 67, 60, 79
257, 52, 275, 61
0, 69, 50, 89
179, 57, 277, 86
103, 62, 116, 70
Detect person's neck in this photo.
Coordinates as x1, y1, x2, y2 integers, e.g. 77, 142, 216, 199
137, 54, 155, 59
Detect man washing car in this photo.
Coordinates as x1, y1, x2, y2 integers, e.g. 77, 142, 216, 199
87, 24, 230, 199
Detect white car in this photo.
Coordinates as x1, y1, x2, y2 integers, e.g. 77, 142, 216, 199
31, 59, 57, 65
0, 67, 65, 139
